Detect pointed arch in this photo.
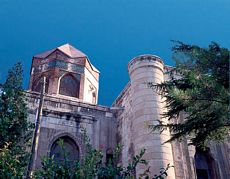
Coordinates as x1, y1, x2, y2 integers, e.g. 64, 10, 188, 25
50, 136, 80, 163
59, 73, 80, 98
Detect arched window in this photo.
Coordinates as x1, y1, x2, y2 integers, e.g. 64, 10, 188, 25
59, 74, 80, 98
50, 136, 79, 163
32, 76, 49, 93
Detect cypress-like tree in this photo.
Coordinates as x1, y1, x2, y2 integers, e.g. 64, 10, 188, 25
148, 42, 229, 147
0, 62, 32, 178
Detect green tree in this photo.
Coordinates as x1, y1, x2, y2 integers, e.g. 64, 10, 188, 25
148, 41, 229, 147
33, 128, 172, 179
0, 62, 32, 178
33, 129, 147, 179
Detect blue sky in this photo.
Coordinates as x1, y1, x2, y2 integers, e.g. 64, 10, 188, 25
0, 0, 229, 105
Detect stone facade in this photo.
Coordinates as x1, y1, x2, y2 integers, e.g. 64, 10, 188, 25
27, 44, 230, 178
27, 91, 116, 168
113, 55, 230, 179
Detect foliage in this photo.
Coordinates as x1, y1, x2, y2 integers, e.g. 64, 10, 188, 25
152, 164, 173, 179
0, 142, 31, 179
148, 41, 229, 147
33, 128, 172, 179
0, 63, 32, 178
0, 62, 31, 147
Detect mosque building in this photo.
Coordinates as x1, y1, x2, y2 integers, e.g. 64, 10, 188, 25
27, 44, 230, 179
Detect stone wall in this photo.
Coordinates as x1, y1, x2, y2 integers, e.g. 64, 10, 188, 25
209, 137, 230, 179
113, 82, 134, 166
26, 91, 116, 169
114, 55, 176, 178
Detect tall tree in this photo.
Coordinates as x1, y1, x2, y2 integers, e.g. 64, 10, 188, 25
0, 62, 32, 178
148, 42, 229, 147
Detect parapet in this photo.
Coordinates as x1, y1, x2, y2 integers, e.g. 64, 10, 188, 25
128, 54, 164, 75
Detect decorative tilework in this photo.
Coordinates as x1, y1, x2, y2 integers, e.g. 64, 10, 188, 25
33, 59, 84, 74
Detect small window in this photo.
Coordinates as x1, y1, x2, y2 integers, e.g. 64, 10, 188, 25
106, 148, 114, 165
106, 153, 114, 165
92, 92, 96, 104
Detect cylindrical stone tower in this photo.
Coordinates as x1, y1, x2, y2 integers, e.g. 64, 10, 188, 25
128, 55, 175, 178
